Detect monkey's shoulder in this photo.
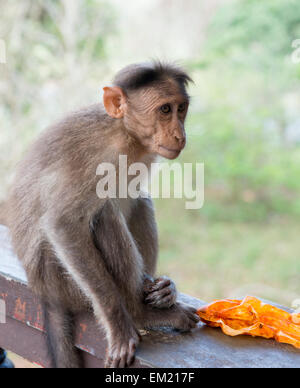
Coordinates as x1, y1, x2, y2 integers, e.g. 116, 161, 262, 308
22, 104, 112, 162
50, 104, 110, 135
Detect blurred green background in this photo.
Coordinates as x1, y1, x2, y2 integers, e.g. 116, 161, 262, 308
0, 0, 300, 307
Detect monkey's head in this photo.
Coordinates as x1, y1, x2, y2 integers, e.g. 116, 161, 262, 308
103, 62, 192, 160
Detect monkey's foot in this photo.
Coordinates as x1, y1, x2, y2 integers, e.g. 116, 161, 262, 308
105, 328, 140, 368
140, 302, 200, 333
173, 303, 200, 332
144, 276, 177, 309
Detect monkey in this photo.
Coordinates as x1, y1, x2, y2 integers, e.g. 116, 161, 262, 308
6, 61, 200, 368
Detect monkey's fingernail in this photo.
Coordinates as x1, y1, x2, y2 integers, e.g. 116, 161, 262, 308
149, 300, 159, 306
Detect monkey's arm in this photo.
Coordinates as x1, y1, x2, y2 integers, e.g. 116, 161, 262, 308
90, 200, 146, 301
94, 200, 195, 330
129, 197, 177, 309
129, 197, 158, 276
44, 209, 140, 368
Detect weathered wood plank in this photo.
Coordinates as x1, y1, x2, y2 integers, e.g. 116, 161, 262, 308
0, 315, 107, 368
0, 274, 147, 368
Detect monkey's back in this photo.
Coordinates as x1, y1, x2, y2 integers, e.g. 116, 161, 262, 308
6, 104, 112, 299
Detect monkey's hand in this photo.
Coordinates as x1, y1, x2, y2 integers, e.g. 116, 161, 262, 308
144, 276, 177, 309
105, 325, 141, 368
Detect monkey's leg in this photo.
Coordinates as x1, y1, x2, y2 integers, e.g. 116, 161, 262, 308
45, 206, 141, 368
43, 304, 82, 368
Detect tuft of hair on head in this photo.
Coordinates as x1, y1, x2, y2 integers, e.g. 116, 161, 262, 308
113, 61, 193, 94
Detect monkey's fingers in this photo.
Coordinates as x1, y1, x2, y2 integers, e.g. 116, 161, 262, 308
181, 304, 200, 321
143, 275, 156, 295
144, 277, 177, 308
145, 289, 177, 309
118, 345, 128, 369
148, 277, 172, 293
111, 354, 121, 369
105, 345, 125, 368
153, 294, 176, 309
105, 347, 130, 369
105, 334, 139, 369
126, 338, 137, 367
104, 354, 114, 368
186, 308, 201, 324
145, 287, 171, 303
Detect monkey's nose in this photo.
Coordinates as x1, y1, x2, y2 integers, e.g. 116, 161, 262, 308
175, 135, 186, 149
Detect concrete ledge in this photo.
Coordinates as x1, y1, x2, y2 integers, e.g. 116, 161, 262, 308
0, 225, 299, 368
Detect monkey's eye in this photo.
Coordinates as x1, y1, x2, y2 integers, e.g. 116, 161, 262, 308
160, 104, 172, 114
178, 103, 187, 113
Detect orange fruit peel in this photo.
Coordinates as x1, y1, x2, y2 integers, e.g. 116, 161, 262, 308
197, 296, 300, 349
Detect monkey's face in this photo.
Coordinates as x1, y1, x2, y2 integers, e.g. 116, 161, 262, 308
103, 82, 189, 160
125, 83, 189, 160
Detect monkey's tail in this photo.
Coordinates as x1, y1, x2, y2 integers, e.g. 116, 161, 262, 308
0, 201, 8, 226
43, 303, 83, 368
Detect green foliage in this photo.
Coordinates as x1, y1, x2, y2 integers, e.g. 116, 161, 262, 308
206, 0, 300, 69
0, 0, 116, 198
156, 206, 300, 305
186, 0, 300, 222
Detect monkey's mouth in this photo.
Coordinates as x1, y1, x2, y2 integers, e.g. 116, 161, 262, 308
158, 145, 182, 159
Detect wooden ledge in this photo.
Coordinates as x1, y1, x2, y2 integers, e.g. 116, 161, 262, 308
0, 225, 300, 368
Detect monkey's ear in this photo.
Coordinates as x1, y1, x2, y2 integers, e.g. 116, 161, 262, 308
103, 86, 127, 119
